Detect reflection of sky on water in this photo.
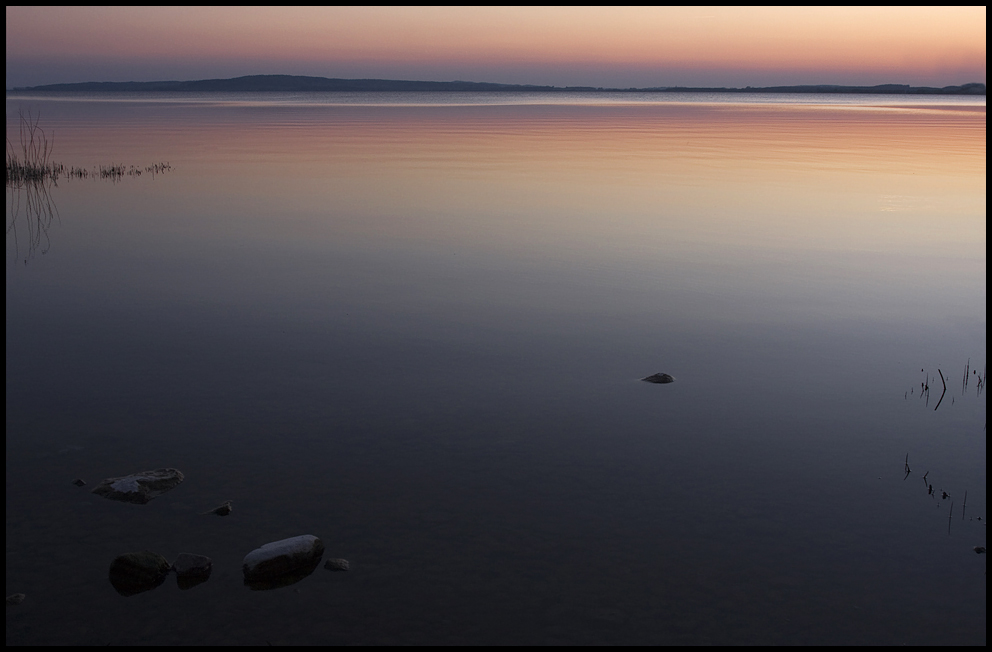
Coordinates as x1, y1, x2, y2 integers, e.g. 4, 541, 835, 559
10, 97, 982, 326
5, 94, 986, 645
7, 90, 989, 108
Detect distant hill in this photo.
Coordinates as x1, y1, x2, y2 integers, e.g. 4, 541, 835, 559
9, 75, 986, 95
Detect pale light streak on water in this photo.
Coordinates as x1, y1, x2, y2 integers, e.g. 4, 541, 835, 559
5, 93, 986, 644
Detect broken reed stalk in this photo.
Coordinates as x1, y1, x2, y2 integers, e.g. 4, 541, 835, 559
933, 369, 947, 411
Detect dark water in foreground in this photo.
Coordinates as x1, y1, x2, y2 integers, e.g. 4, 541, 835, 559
6, 92, 986, 644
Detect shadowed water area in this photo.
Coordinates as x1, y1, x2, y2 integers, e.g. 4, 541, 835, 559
5, 92, 986, 644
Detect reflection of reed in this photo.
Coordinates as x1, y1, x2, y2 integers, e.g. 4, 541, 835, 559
7, 157, 172, 264
7, 110, 173, 263
4, 113, 59, 265
7, 170, 59, 265
7, 110, 60, 264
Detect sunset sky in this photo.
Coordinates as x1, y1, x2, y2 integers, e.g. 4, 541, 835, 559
5, 6, 987, 89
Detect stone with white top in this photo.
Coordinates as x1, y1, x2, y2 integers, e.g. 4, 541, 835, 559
91, 468, 184, 504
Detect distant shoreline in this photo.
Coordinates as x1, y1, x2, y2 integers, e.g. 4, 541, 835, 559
8, 75, 986, 95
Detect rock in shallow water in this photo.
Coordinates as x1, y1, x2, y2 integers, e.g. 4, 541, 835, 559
324, 558, 350, 572
108, 551, 171, 596
172, 553, 212, 577
641, 373, 675, 384
173, 553, 212, 589
202, 500, 232, 516
91, 468, 184, 504
243, 535, 324, 589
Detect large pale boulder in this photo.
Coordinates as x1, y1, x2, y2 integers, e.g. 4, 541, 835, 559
91, 468, 184, 504
243, 535, 324, 589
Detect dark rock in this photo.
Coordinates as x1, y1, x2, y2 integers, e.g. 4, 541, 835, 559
172, 553, 212, 577
324, 558, 350, 572
975, 546, 987, 554
243, 535, 324, 590
6, 593, 26, 606
173, 553, 212, 589
202, 500, 232, 516
91, 468, 184, 504
642, 373, 675, 384
108, 551, 171, 596
72, 478, 86, 486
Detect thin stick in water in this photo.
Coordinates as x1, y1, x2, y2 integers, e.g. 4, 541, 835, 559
933, 369, 947, 411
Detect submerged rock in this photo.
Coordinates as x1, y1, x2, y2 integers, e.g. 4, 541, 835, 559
642, 373, 675, 384
324, 558, 350, 572
91, 468, 184, 504
243, 535, 324, 590
6, 593, 26, 606
72, 478, 86, 487
108, 551, 171, 596
202, 500, 232, 516
173, 553, 212, 589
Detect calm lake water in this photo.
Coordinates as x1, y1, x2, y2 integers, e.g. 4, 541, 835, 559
5, 91, 986, 644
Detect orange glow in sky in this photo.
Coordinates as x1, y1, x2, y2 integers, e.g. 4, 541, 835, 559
5, 7, 986, 89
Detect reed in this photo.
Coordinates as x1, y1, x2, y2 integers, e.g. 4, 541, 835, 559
6, 110, 172, 186
5, 110, 64, 187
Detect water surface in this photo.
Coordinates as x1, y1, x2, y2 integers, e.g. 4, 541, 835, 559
6, 92, 986, 644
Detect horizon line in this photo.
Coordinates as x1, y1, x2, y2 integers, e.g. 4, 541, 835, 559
7, 74, 987, 95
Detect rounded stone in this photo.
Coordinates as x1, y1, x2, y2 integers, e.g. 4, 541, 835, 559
109, 551, 171, 596
324, 558, 350, 572
243, 535, 324, 589
173, 553, 213, 589
172, 553, 212, 578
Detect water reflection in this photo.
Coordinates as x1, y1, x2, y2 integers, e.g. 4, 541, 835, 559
243, 557, 322, 591
4, 93, 985, 645
6, 157, 172, 266
6, 175, 58, 265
